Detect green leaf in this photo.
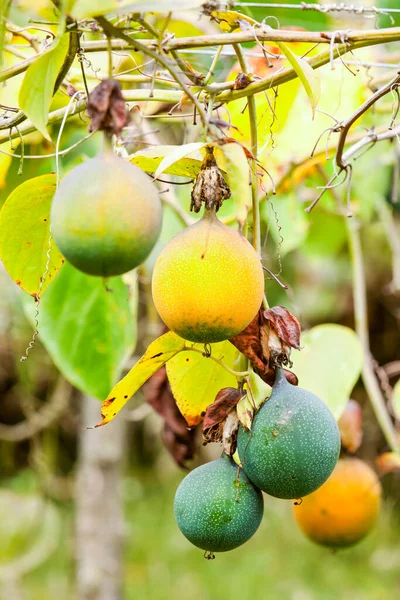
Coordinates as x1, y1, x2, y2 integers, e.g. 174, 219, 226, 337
0, 1, 11, 69
0, 174, 64, 297
278, 42, 321, 118
98, 331, 186, 426
130, 145, 202, 179
237, 372, 271, 430
166, 340, 238, 426
22, 262, 136, 400
392, 379, 400, 421
263, 193, 309, 256
153, 142, 206, 181
290, 324, 363, 419
18, 34, 70, 140
215, 143, 251, 228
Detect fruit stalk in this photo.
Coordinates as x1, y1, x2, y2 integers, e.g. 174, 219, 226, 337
346, 217, 399, 452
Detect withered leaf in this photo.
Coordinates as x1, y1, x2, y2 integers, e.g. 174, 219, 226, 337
143, 366, 196, 468
87, 79, 130, 137
229, 307, 299, 385
190, 147, 231, 213
263, 306, 301, 350
337, 399, 363, 454
202, 387, 241, 446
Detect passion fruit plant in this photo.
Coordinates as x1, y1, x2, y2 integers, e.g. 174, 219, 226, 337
1, 0, 400, 560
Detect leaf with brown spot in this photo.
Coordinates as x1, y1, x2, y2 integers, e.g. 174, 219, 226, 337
202, 387, 241, 444
337, 399, 363, 454
143, 367, 196, 468
376, 452, 400, 474
87, 79, 130, 137
97, 332, 186, 427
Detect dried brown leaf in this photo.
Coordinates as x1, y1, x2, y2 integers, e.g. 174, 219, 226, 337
143, 367, 196, 468
87, 79, 130, 137
263, 306, 301, 350
202, 387, 241, 446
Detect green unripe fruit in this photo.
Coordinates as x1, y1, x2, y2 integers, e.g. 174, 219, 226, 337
174, 453, 264, 553
237, 369, 340, 500
51, 153, 162, 277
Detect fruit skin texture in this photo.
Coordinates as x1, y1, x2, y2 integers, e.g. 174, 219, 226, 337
51, 153, 162, 277
152, 209, 264, 343
237, 369, 340, 499
293, 458, 382, 548
174, 453, 264, 552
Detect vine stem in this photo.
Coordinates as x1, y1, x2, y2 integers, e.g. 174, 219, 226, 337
346, 217, 399, 452
183, 346, 251, 380
232, 43, 269, 309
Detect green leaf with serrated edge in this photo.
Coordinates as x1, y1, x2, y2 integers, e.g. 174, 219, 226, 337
278, 42, 321, 118
290, 324, 363, 420
18, 34, 70, 140
153, 142, 207, 181
392, 380, 400, 421
22, 262, 136, 401
130, 146, 202, 178
237, 372, 271, 429
71, 0, 203, 19
98, 331, 186, 426
0, 174, 63, 296
167, 340, 238, 427
215, 144, 251, 228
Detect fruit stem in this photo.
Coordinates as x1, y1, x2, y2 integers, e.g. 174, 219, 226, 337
346, 217, 399, 452
183, 346, 251, 380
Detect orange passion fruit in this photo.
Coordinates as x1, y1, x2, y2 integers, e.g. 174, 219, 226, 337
151, 209, 264, 343
293, 457, 382, 548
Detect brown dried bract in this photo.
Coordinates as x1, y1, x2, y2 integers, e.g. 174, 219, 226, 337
338, 400, 363, 454
233, 73, 251, 90
87, 79, 130, 137
202, 387, 241, 448
190, 147, 231, 213
143, 367, 196, 468
230, 306, 300, 386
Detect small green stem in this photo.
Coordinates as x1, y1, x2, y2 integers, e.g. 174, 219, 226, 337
346, 217, 399, 452
203, 45, 223, 86
183, 346, 251, 380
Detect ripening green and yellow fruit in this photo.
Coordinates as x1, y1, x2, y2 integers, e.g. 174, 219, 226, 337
293, 458, 382, 548
152, 209, 264, 343
174, 453, 264, 553
237, 368, 340, 499
51, 153, 162, 277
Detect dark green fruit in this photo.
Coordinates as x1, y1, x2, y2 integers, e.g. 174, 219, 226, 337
51, 153, 162, 277
237, 368, 340, 500
174, 453, 264, 553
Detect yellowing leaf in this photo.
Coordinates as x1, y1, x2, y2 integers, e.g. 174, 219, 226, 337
167, 340, 238, 426
153, 142, 206, 181
0, 174, 64, 296
98, 332, 186, 427
277, 42, 321, 118
290, 324, 363, 419
19, 34, 70, 140
211, 10, 257, 32
215, 143, 251, 228
130, 145, 202, 178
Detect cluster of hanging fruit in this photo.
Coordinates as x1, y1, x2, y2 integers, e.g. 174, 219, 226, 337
50, 80, 381, 558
